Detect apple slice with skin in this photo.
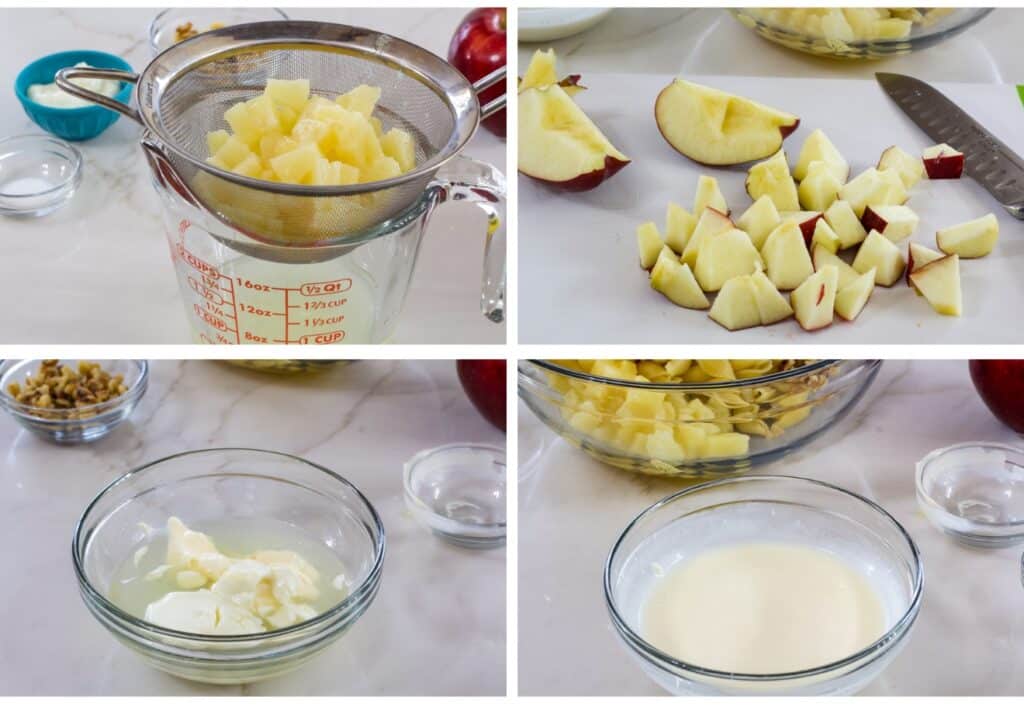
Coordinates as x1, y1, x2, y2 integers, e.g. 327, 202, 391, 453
835, 267, 876, 321
708, 275, 761, 331
798, 160, 843, 212
694, 175, 728, 216
694, 228, 763, 292
654, 79, 799, 166
910, 254, 961, 316
923, 143, 964, 179
812, 244, 860, 290
519, 49, 586, 96
518, 85, 629, 191
878, 146, 924, 189
736, 195, 781, 251
681, 207, 733, 267
861, 205, 919, 242
636, 222, 663, 270
936, 213, 999, 258
810, 219, 842, 254
747, 149, 799, 212
650, 247, 710, 309
664, 202, 696, 254
794, 129, 849, 182
780, 211, 824, 246
852, 230, 906, 286
791, 265, 838, 331
749, 270, 794, 325
761, 221, 813, 290
824, 200, 867, 249
908, 242, 944, 288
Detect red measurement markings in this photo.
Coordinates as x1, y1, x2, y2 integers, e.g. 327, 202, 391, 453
299, 279, 352, 296
298, 330, 346, 345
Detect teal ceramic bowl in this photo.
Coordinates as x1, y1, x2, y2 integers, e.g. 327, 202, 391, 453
15, 50, 134, 141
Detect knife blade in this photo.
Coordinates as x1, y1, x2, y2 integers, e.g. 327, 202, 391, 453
876, 72, 1024, 219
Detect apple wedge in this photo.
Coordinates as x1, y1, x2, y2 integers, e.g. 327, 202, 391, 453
761, 221, 813, 290
910, 254, 961, 316
936, 213, 999, 258
749, 270, 794, 324
852, 230, 905, 286
923, 143, 964, 179
736, 195, 781, 250
811, 244, 860, 290
810, 219, 842, 254
694, 228, 763, 292
518, 85, 629, 191
824, 200, 867, 249
877, 145, 924, 189
709, 275, 761, 331
780, 210, 824, 246
681, 207, 733, 268
791, 265, 839, 331
835, 268, 876, 321
664, 202, 697, 254
908, 242, 944, 288
636, 222, 663, 270
654, 79, 799, 166
798, 160, 843, 212
746, 150, 800, 212
794, 129, 849, 182
861, 205, 919, 242
694, 175, 728, 216
650, 247, 710, 309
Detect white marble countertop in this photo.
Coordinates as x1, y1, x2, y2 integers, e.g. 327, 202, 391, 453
519, 360, 1024, 696
0, 359, 505, 695
518, 8, 1017, 84
0, 8, 506, 345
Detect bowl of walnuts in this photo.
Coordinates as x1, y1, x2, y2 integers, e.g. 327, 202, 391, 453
0, 359, 148, 443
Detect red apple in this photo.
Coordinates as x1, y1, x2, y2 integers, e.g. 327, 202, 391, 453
448, 8, 507, 138
456, 360, 506, 431
969, 360, 1024, 434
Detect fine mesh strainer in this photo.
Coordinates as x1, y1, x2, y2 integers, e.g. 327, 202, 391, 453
56, 20, 506, 246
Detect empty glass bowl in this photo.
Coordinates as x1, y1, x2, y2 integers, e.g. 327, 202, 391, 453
0, 135, 82, 217
605, 475, 923, 695
403, 443, 506, 548
73, 448, 385, 684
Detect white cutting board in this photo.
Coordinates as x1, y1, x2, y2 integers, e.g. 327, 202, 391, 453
519, 74, 1024, 344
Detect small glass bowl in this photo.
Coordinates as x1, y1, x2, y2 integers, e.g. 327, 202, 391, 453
0, 135, 82, 217
0, 359, 148, 444
605, 476, 922, 696
74, 448, 385, 684
148, 8, 290, 55
403, 443, 506, 548
916, 442, 1024, 548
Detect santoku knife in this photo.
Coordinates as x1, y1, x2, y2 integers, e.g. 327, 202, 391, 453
875, 72, 1024, 219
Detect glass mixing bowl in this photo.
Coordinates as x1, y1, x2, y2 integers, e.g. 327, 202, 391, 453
73, 448, 385, 684
605, 475, 923, 695
518, 360, 880, 478
730, 8, 993, 59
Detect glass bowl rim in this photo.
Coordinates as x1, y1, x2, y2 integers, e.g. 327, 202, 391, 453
603, 473, 924, 682
916, 441, 1024, 530
147, 7, 291, 54
0, 134, 83, 200
72, 446, 387, 644
0, 359, 148, 419
402, 442, 508, 531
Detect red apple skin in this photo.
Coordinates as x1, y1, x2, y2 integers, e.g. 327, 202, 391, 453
796, 214, 824, 247
861, 206, 888, 236
456, 359, 506, 432
969, 360, 1024, 434
448, 8, 507, 138
924, 153, 964, 179
520, 155, 630, 192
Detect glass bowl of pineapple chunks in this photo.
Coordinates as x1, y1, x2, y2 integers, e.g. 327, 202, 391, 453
518, 359, 881, 478
731, 8, 993, 59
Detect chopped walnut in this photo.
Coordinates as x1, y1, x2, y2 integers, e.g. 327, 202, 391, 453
7, 360, 129, 419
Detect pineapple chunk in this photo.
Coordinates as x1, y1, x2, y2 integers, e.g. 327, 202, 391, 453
265, 78, 311, 111
269, 143, 321, 184
207, 129, 230, 155
211, 135, 253, 169
224, 95, 280, 147
231, 154, 263, 179
381, 128, 416, 173
336, 84, 382, 118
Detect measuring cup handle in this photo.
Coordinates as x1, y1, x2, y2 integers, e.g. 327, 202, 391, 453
433, 155, 507, 323
55, 67, 142, 124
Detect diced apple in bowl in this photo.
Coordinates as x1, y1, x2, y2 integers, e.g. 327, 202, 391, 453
923, 143, 964, 179
936, 213, 998, 258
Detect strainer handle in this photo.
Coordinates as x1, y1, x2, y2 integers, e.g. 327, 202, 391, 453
433, 155, 506, 323
473, 67, 507, 120
54, 67, 141, 124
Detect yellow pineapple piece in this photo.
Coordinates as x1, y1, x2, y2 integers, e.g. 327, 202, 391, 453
335, 84, 382, 118
381, 128, 416, 173
363, 156, 401, 182
264, 78, 310, 111
224, 95, 280, 147
231, 154, 263, 179
704, 433, 750, 458
211, 135, 253, 169
207, 129, 230, 155
269, 143, 321, 184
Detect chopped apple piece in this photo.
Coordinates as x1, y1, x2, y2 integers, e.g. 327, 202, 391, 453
811, 245, 860, 290
923, 143, 964, 179
877, 145, 924, 189
798, 160, 843, 212
681, 207, 733, 268
694, 175, 728, 216
694, 229, 763, 292
518, 85, 629, 191
908, 242, 944, 288
761, 221, 813, 290
791, 265, 838, 331
910, 254, 962, 316
654, 79, 799, 166
664, 202, 697, 254
780, 210, 824, 246
650, 248, 710, 309
736, 195, 781, 251
749, 270, 794, 325
708, 275, 761, 331
861, 205, 919, 242
636, 222, 663, 270
746, 149, 799, 212
794, 129, 849, 182
810, 219, 842, 254
519, 49, 585, 96
936, 213, 999, 258
877, 167, 908, 205
835, 268, 876, 321
838, 168, 889, 218
852, 230, 906, 286
824, 200, 867, 249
